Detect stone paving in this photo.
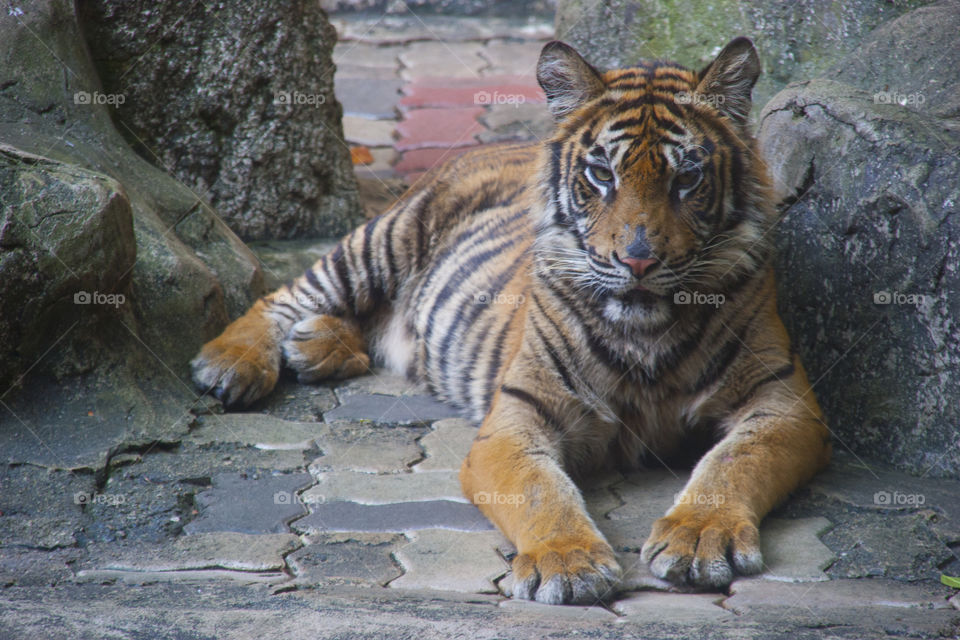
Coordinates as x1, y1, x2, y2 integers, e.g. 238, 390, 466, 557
1, 12, 960, 640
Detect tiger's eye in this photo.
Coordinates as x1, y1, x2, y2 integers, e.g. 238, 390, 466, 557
590, 165, 614, 182
674, 169, 700, 189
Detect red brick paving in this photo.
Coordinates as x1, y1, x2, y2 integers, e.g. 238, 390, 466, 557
398, 75, 546, 111
393, 147, 474, 174
395, 107, 486, 151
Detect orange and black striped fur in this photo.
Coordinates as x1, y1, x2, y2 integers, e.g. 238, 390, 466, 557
192, 38, 831, 605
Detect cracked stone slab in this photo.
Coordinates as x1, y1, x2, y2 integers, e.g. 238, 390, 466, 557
304, 470, 465, 505
724, 577, 954, 614
293, 500, 493, 534
808, 459, 960, 519
244, 377, 338, 423
0, 547, 82, 586
608, 470, 689, 523
0, 515, 79, 549
0, 465, 92, 549
412, 418, 477, 472
184, 472, 313, 535
821, 510, 953, 581
583, 485, 623, 521
390, 529, 507, 593
758, 517, 836, 582
286, 534, 404, 587
334, 369, 427, 400
497, 598, 618, 621
310, 422, 427, 473
323, 393, 461, 425
79, 569, 289, 585
603, 471, 687, 553
188, 414, 326, 451
601, 518, 658, 559
80, 532, 299, 575
613, 591, 732, 622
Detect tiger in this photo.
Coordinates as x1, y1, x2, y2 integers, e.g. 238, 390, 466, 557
191, 37, 831, 605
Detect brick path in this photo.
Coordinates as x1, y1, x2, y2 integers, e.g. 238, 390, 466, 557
330, 14, 554, 213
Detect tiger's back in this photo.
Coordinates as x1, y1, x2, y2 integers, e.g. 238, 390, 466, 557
380, 143, 539, 420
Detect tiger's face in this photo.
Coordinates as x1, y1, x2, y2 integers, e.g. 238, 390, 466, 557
534, 41, 772, 323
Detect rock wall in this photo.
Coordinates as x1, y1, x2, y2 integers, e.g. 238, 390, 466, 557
0, 1, 263, 467
79, 0, 363, 241
757, 2, 960, 478
554, 0, 934, 116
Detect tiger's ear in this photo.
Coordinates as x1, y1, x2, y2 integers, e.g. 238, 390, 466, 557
695, 37, 761, 124
537, 41, 606, 121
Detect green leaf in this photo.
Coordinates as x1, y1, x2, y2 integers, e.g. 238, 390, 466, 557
941, 574, 960, 588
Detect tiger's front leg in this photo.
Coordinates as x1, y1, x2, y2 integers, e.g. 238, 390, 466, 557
460, 382, 621, 605
641, 361, 831, 587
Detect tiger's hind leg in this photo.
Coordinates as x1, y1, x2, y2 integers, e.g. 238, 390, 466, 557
281, 315, 370, 383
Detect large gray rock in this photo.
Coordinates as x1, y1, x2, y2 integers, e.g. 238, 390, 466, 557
758, 76, 959, 477
824, 1, 960, 122
0, 1, 264, 469
554, 0, 935, 116
79, 0, 363, 241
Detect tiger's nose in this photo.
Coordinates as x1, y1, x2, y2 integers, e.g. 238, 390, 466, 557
622, 226, 656, 276
621, 257, 657, 276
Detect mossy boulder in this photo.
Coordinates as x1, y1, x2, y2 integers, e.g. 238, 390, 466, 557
555, 0, 934, 115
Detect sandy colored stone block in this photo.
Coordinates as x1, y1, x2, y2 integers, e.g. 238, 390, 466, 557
759, 517, 836, 582
334, 369, 426, 399
310, 422, 426, 473
480, 40, 545, 76
343, 116, 397, 147
188, 414, 325, 451
413, 418, 478, 472
87, 532, 300, 573
400, 41, 486, 80
613, 591, 732, 622
304, 470, 465, 505
390, 529, 508, 593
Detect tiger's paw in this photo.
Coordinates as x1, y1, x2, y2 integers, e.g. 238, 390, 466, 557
281, 315, 370, 383
508, 540, 621, 605
191, 336, 280, 408
640, 503, 763, 588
